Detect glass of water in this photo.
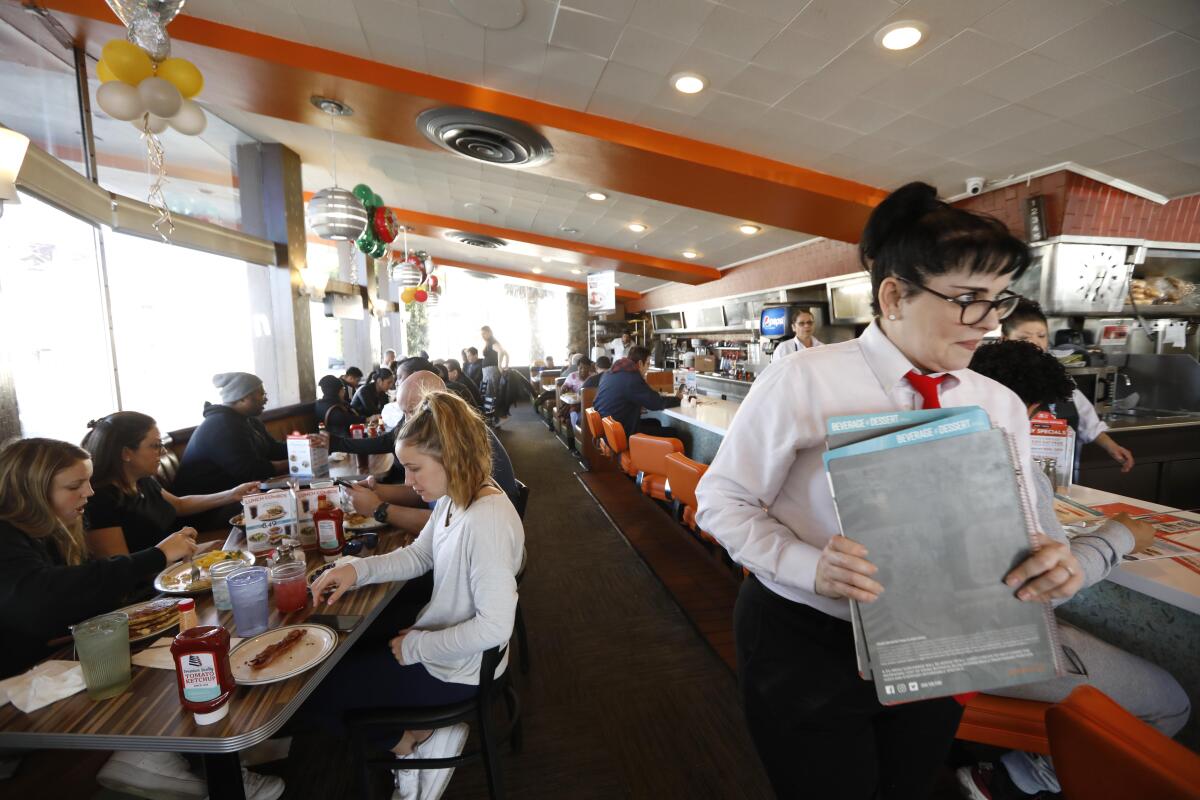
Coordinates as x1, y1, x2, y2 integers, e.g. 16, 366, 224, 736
226, 566, 270, 637
209, 560, 243, 612
71, 611, 132, 700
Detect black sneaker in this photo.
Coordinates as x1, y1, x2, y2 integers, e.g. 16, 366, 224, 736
956, 763, 1037, 800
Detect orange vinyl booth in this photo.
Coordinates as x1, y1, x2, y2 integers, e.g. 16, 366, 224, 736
600, 416, 636, 477
956, 695, 1052, 755
1047, 685, 1200, 800
663, 452, 716, 545
628, 433, 684, 500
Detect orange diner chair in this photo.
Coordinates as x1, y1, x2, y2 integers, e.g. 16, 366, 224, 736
663, 452, 717, 544
584, 407, 610, 458
600, 416, 637, 478
1046, 685, 1200, 800
956, 695, 1051, 755
629, 433, 684, 501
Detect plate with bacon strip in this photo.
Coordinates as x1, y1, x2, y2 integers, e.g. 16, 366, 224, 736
228, 624, 337, 685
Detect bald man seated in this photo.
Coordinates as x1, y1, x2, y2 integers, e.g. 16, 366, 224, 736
328, 371, 519, 533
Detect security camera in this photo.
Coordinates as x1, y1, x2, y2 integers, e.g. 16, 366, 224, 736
965, 177, 986, 196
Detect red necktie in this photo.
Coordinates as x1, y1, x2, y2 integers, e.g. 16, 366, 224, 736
905, 370, 946, 410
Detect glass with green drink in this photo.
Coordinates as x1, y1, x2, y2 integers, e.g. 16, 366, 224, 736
71, 611, 132, 700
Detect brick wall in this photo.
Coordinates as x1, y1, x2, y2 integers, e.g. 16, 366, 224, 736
1061, 173, 1200, 242
954, 171, 1069, 239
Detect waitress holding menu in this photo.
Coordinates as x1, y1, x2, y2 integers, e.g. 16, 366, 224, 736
696, 183, 1084, 799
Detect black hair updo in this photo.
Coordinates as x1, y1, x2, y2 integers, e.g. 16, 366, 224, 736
860, 182, 1031, 315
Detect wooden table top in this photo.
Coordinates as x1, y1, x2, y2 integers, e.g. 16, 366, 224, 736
0, 527, 413, 754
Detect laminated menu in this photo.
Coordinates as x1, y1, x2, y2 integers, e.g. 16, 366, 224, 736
294, 483, 342, 551
286, 433, 329, 479
823, 407, 1063, 704
240, 490, 296, 556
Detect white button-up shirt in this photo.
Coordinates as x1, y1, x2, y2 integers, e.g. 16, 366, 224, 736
772, 336, 824, 362
696, 321, 1036, 621
1070, 387, 1108, 444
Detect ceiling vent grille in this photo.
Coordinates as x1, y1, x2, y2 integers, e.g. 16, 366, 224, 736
444, 230, 508, 249
416, 107, 553, 168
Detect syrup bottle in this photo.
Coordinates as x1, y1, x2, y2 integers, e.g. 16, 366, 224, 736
313, 495, 345, 557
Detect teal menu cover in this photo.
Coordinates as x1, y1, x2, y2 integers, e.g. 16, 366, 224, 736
826, 426, 1063, 704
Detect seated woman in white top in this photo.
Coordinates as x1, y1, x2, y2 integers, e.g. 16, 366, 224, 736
771, 308, 823, 362
966, 340, 1189, 798
1001, 298, 1135, 473
696, 182, 1085, 800
308, 390, 524, 769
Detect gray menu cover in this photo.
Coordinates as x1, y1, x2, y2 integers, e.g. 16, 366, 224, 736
828, 428, 1063, 704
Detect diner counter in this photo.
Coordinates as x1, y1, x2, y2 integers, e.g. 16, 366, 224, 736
1101, 413, 1200, 433
661, 397, 742, 436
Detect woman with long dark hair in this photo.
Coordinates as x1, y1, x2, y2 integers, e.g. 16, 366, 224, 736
351, 367, 395, 418
696, 183, 1085, 799
81, 412, 257, 557
315, 375, 363, 437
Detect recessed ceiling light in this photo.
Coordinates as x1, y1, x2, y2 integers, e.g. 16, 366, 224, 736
681, 250, 698, 259
531, 267, 542, 274
585, 191, 608, 201
671, 72, 706, 94
541, 256, 553, 262
628, 222, 647, 233
875, 21, 927, 51
614, 282, 621, 287
738, 224, 761, 235
570, 268, 581, 275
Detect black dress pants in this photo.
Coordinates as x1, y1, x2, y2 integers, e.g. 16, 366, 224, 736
734, 575, 963, 800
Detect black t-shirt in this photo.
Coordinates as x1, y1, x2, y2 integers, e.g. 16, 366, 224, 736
86, 478, 178, 553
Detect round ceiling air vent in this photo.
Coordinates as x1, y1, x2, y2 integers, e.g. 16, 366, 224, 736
416, 107, 553, 168
444, 230, 508, 249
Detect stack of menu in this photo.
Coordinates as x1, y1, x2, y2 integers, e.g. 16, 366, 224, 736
823, 407, 1063, 704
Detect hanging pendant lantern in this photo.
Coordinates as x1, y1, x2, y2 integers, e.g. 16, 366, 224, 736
396, 256, 422, 287
307, 187, 368, 241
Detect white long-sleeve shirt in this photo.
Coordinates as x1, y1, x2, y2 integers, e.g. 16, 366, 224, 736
1070, 387, 1108, 444
772, 336, 823, 362
696, 321, 1037, 621
351, 492, 524, 684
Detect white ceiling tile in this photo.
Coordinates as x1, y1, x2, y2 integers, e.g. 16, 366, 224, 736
1112, 108, 1200, 149
484, 30, 548, 72
1089, 33, 1200, 91
722, 64, 801, 105
649, 82, 715, 115
549, 8, 624, 58
541, 46, 609, 86
368, 35, 430, 71
518, 0, 562, 41
836, 134, 908, 164
627, 0, 717, 43
958, 104, 1056, 144
718, 0, 809, 25
1020, 73, 1129, 117
913, 87, 1008, 126
563, 0, 638, 23
1042, 136, 1143, 166
424, 49, 485, 83
804, 47, 896, 99
1032, 5, 1170, 72
481, 65, 542, 98
694, 92, 771, 123
419, 9, 486, 59
692, 5, 781, 60
669, 45, 749, 92
610, 26, 690, 74
1066, 92, 1179, 135
236, 3, 309, 41
998, 120, 1098, 156
921, 127, 1008, 159
354, 0, 422, 37
292, 0, 355, 25
752, 26, 847, 78
885, 0, 1009, 38
791, 0, 899, 52
959, 142, 1045, 173
1118, 0, 1200, 30
635, 104, 701, 134
585, 92, 647, 121
776, 80, 852, 119
966, 52, 1078, 103
1140, 69, 1200, 110
825, 98, 907, 134
873, 115, 950, 147
594, 61, 662, 103
972, 0, 1108, 50
861, 69, 958, 109
907, 31, 1024, 85
535, 78, 595, 110
1160, 137, 1200, 167
297, 16, 371, 59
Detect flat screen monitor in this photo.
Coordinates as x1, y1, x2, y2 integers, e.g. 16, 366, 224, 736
760, 306, 789, 338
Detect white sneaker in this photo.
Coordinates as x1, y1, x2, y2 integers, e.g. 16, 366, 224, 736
96, 751, 206, 800
240, 737, 292, 768
417, 724, 469, 800
393, 750, 419, 800
235, 767, 285, 800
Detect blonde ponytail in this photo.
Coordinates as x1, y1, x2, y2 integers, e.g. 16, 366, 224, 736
396, 390, 492, 508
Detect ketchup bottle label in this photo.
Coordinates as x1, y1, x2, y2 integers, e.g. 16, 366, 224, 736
180, 653, 221, 702
317, 519, 340, 551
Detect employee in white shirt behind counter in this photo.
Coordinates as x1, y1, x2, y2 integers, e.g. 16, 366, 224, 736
771, 308, 823, 362
1002, 298, 1135, 473
696, 182, 1085, 800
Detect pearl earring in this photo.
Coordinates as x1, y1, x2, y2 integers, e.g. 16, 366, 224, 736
888, 314, 897, 320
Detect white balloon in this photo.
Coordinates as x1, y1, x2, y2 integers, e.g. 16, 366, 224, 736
137, 76, 182, 118
96, 80, 144, 121
169, 99, 207, 136
130, 113, 169, 134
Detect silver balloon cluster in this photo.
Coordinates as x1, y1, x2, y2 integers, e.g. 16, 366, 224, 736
105, 0, 186, 62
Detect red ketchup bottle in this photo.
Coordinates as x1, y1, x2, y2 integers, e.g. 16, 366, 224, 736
313, 496, 345, 558
171, 626, 235, 726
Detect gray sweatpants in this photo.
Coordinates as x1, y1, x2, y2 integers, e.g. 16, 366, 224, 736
993, 620, 1191, 793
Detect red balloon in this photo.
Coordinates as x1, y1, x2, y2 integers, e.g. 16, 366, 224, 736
373, 206, 399, 243
428, 275, 439, 291
414, 289, 428, 303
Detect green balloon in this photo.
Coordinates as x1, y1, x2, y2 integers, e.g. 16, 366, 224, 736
352, 183, 374, 204
373, 193, 384, 208
356, 230, 375, 253
371, 239, 388, 258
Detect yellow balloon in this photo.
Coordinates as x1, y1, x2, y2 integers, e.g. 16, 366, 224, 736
96, 59, 117, 83
101, 39, 153, 85
401, 287, 417, 304
155, 58, 204, 99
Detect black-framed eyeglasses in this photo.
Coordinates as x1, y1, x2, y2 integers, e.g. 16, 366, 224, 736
900, 279, 1022, 325
142, 441, 168, 453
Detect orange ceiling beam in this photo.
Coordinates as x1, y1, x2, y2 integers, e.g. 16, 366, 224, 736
436, 258, 640, 301
27, 0, 886, 244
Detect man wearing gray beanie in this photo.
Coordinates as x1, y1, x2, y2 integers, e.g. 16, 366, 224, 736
173, 372, 288, 527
